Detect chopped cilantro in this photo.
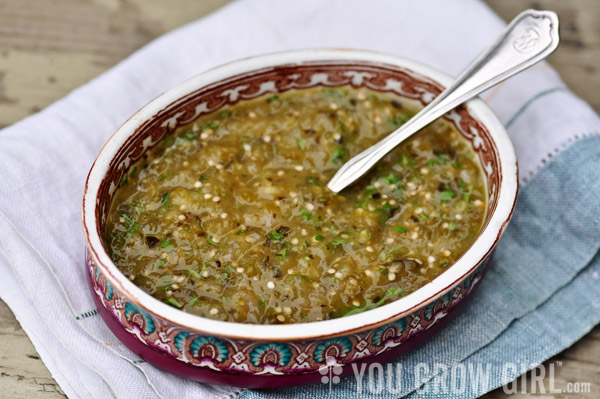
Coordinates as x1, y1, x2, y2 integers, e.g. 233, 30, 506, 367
331, 148, 346, 164
379, 245, 404, 261
381, 175, 400, 184
164, 297, 183, 308
297, 139, 306, 151
267, 231, 283, 242
277, 248, 287, 257
160, 193, 170, 208
189, 294, 199, 307
185, 130, 196, 140
386, 287, 405, 297
157, 259, 166, 268
448, 222, 457, 231
459, 179, 473, 201
394, 226, 407, 233
160, 240, 171, 249
439, 189, 457, 202
315, 234, 324, 241
206, 235, 219, 246
331, 238, 346, 247
267, 94, 280, 102
188, 269, 203, 279
300, 209, 310, 221
121, 213, 139, 239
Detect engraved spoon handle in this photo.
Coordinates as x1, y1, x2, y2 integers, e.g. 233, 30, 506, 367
327, 9, 559, 193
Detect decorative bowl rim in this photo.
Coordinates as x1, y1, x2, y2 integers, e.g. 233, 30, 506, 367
82, 48, 518, 341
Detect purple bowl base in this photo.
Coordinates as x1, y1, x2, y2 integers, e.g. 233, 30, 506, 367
89, 266, 482, 388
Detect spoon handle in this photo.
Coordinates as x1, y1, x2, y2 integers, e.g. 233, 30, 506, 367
327, 9, 559, 193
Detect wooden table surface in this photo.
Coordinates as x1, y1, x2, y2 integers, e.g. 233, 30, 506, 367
0, 1, 598, 398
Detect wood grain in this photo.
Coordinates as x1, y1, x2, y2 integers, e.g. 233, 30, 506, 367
0, 0, 598, 398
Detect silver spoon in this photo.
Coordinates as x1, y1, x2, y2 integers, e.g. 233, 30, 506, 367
327, 9, 559, 193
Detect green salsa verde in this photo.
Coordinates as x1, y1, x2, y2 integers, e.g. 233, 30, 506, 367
106, 87, 486, 324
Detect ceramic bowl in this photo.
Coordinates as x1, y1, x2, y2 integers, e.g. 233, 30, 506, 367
82, 49, 518, 388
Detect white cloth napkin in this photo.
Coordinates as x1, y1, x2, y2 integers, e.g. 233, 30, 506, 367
1, 1, 599, 398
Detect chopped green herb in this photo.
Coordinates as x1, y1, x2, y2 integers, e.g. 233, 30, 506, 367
331, 238, 346, 248
160, 193, 170, 208
121, 213, 134, 224
277, 248, 287, 257
300, 209, 310, 221
267, 231, 283, 242
386, 287, 405, 297
297, 139, 306, 151
164, 297, 183, 308
381, 175, 400, 184
305, 176, 317, 184
379, 245, 404, 261
160, 240, 171, 249
439, 189, 457, 202
131, 201, 143, 216
379, 268, 388, 275
206, 235, 219, 246
338, 119, 346, 133
185, 130, 196, 140
188, 269, 203, 279
315, 234, 324, 241
258, 300, 265, 308
121, 213, 139, 239
267, 94, 280, 102
448, 222, 457, 231
397, 113, 411, 123
234, 230, 244, 235
207, 121, 219, 129
331, 148, 346, 164
157, 259, 166, 268
394, 226, 407, 233
459, 179, 473, 201
188, 294, 199, 307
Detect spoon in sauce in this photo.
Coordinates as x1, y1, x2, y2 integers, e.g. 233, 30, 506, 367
327, 9, 559, 193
